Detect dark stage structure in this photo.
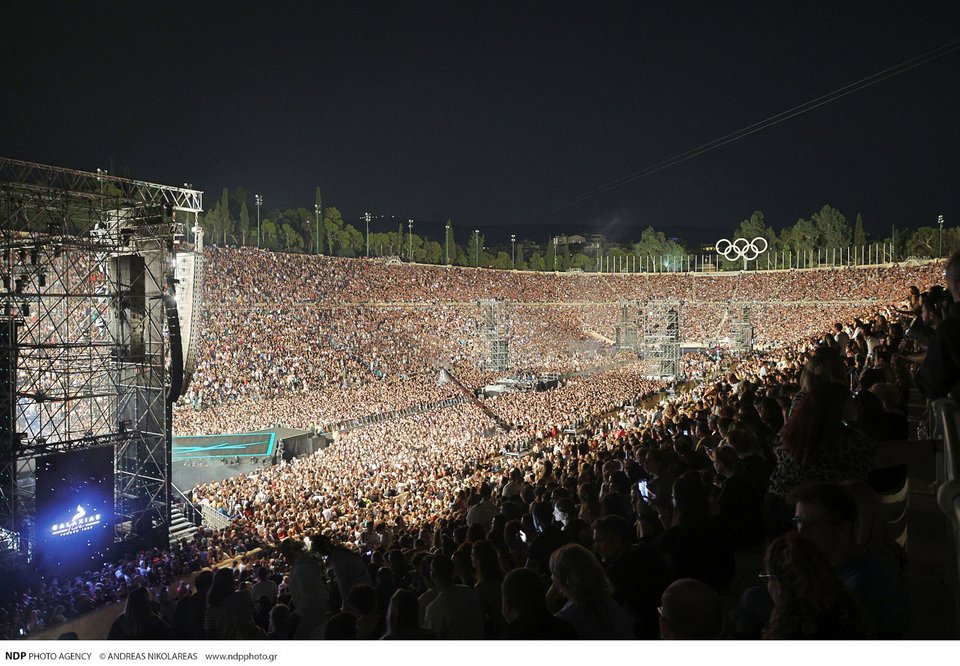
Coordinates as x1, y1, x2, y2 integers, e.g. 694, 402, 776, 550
0, 158, 202, 571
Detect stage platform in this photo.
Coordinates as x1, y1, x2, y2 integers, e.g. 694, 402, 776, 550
171, 426, 322, 488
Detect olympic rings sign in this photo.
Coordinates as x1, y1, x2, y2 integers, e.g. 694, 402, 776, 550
715, 237, 768, 262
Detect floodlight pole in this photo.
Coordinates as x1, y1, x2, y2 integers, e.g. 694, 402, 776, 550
315, 203, 321, 254
364, 212, 372, 257
408, 220, 414, 261
445, 222, 451, 265
511, 234, 516, 269
939, 214, 945, 257
255, 194, 262, 248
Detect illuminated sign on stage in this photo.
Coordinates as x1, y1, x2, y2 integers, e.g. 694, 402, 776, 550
50, 504, 103, 537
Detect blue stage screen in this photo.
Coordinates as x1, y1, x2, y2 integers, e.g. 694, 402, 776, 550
34, 447, 115, 575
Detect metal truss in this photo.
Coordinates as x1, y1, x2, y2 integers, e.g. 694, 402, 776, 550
640, 299, 682, 377
0, 158, 202, 214
479, 299, 511, 372
0, 160, 197, 564
728, 302, 754, 353
615, 300, 639, 352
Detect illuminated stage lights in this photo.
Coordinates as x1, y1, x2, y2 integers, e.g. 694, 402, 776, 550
49, 504, 103, 537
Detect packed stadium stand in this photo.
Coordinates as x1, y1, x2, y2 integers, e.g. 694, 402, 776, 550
6, 249, 958, 641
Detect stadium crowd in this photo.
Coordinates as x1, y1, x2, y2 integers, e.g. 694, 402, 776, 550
1, 249, 949, 640
175, 248, 940, 434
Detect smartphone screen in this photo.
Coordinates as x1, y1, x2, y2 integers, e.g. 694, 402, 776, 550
638, 480, 650, 500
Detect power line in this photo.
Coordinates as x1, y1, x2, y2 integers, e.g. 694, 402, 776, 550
521, 39, 960, 223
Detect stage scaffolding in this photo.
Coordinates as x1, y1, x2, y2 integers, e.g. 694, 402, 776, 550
728, 303, 754, 353
0, 158, 202, 564
479, 299, 511, 372
615, 300, 639, 352
640, 299, 681, 377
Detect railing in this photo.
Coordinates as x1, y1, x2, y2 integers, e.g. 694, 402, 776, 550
593, 243, 911, 273
932, 397, 960, 626
200, 503, 234, 530
171, 483, 201, 527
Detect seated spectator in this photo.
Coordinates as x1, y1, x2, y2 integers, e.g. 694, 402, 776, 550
267, 603, 293, 639
657, 472, 735, 592
499, 568, 572, 639
592, 514, 673, 638
793, 484, 909, 638
658, 578, 724, 639
423, 554, 485, 639
761, 533, 865, 639
250, 566, 278, 603
471, 540, 505, 636
466, 482, 498, 536
712, 445, 764, 548
324, 611, 358, 639
345, 584, 384, 640
549, 543, 634, 639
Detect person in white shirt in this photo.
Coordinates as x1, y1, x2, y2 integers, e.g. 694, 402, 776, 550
424, 554, 485, 639
465, 482, 498, 536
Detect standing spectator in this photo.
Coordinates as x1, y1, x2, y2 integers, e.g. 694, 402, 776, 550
280, 538, 328, 639
311, 534, 371, 607
204, 568, 264, 639
382, 590, 436, 640
107, 587, 170, 640
917, 251, 960, 399
171, 570, 213, 640
767, 382, 875, 529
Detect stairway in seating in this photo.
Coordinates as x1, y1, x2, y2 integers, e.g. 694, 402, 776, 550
169, 504, 199, 545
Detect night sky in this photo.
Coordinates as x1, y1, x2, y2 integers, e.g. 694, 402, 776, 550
4, 1, 959, 244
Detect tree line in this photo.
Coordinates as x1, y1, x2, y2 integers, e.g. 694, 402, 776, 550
194, 187, 956, 271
